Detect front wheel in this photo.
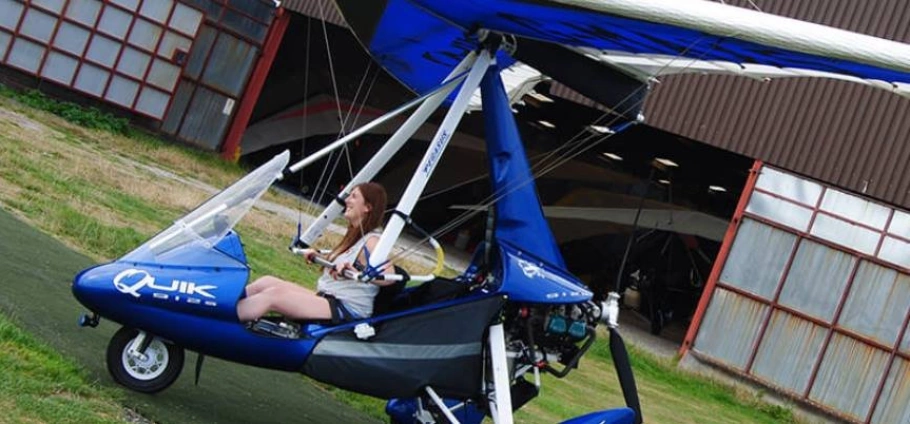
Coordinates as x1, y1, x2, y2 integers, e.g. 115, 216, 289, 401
106, 327, 184, 393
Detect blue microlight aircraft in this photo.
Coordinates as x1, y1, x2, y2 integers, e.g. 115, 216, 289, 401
72, 1, 910, 423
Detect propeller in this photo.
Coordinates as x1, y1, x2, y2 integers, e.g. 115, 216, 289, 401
603, 293, 643, 424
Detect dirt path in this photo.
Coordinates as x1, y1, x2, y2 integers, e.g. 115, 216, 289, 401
0, 207, 379, 424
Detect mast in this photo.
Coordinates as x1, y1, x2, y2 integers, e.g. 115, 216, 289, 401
294, 52, 480, 246
367, 49, 495, 268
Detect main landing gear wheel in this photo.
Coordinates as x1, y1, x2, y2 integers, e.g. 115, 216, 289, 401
106, 327, 185, 393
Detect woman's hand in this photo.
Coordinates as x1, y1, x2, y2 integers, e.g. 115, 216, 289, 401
300, 248, 317, 263
329, 262, 356, 280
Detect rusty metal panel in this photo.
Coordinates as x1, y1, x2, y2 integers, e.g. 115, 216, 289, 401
135, 86, 169, 119
871, 358, 910, 424
283, 0, 345, 26
809, 333, 890, 421
177, 86, 232, 150
876, 236, 910, 269
839, 262, 910, 347
161, 80, 194, 134
820, 188, 891, 230
644, 0, 910, 209
0, 32, 10, 59
0, 1, 24, 31
222, 8, 269, 43
200, 32, 256, 97
40, 51, 77, 85
21, 8, 57, 43
754, 166, 824, 205
719, 218, 796, 299
752, 310, 827, 394
73, 63, 109, 96
7, 38, 46, 73
169, 2, 203, 35
694, 288, 770, 370
64, 0, 101, 27
185, 24, 215, 79
810, 213, 881, 256
778, 240, 856, 323
745, 190, 814, 232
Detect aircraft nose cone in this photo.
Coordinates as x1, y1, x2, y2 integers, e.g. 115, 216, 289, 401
72, 263, 113, 311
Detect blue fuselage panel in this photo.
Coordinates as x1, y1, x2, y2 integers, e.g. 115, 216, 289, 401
495, 241, 592, 304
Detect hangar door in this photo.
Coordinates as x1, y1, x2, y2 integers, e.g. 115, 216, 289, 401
683, 163, 910, 424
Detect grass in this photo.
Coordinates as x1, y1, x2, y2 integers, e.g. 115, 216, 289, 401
0, 86, 802, 423
0, 313, 129, 424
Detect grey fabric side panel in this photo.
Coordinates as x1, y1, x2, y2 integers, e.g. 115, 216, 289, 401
302, 295, 504, 399
304, 356, 482, 399
312, 340, 481, 359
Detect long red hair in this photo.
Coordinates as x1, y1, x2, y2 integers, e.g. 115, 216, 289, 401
329, 182, 387, 260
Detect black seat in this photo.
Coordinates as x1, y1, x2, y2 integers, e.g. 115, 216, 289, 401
372, 266, 409, 316
388, 277, 472, 312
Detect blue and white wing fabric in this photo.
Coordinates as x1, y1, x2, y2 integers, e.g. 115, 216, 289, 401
335, 0, 910, 109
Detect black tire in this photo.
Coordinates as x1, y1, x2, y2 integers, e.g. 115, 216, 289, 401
106, 327, 184, 393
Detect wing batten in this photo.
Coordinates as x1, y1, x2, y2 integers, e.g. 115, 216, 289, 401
556, 0, 910, 73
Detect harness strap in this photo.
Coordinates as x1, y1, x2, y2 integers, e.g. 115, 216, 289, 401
317, 292, 355, 324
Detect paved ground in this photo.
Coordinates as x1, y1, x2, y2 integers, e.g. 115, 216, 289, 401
0, 207, 378, 424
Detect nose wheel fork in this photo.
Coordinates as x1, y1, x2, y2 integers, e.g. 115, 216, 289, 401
106, 327, 185, 393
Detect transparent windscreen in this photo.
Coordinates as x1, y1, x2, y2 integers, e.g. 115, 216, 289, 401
122, 151, 290, 263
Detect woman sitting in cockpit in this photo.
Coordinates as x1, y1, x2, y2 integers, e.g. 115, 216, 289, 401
236, 182, 390, 322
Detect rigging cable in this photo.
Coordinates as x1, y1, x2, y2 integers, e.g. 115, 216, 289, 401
298, 16, 313, 219
383, 32, 739, 265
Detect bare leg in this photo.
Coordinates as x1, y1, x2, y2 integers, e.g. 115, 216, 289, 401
237, 276, 332, 321
244, 275, 283, 297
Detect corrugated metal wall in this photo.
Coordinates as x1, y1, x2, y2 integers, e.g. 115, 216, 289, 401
645, 0, 910, 209
282, 0, 344, 26
0, 0, 204, 120
692, 164, 910, 423
160, 0, 275, 149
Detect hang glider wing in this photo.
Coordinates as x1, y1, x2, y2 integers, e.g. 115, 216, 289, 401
335, 0, 910, 113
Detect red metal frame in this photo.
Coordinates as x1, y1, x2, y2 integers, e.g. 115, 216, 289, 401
679, 159, 763, 357
102, 0, 143, 104
219, 7, 290, 160
35, 1, 69, 83
132, 0, 176, 112
67, 1, 106, 99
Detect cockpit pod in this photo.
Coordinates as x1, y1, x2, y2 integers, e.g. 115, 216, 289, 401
494, 240, 593, 304
72, 151, 289, 322
70, 152, 318, 376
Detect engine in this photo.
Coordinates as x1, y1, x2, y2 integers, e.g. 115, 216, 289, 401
496, 301, 603, 409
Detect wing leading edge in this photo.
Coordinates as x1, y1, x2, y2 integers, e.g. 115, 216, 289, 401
336, 0, 910, 99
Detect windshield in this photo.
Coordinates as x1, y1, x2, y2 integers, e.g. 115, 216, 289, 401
122, 151, 290, 265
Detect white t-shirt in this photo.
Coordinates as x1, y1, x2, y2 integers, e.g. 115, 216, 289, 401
316, 232, 381, 317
